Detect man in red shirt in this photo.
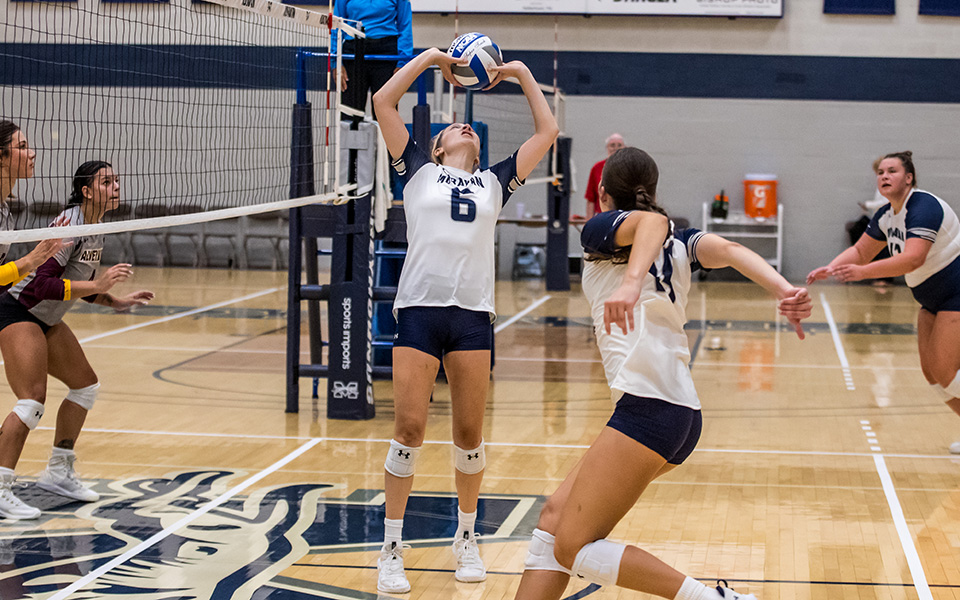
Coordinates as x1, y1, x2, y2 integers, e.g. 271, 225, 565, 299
585, 133, 625, 217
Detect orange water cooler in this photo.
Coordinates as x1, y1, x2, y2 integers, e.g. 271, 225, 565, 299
744, 174, 777, 219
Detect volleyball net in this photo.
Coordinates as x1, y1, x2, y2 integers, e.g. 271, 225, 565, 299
1, 0, 354, 244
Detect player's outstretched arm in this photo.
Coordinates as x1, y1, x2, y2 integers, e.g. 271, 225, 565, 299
373, 48, 463, 159
832, 237, 931, 282
696, 233, 812, 339
489, 61, 559, 181
602, 211, 669, 335
807, 234, 887, 284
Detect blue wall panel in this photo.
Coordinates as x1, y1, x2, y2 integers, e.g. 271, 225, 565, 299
919, 0, 960, 16
3, 45, 960, 103
824, 0, 895, 14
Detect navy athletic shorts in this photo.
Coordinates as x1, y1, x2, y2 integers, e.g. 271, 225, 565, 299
606, 393, 702, 465
0, 292, 52, 335
394, 306, 492, 360
911, 254, 960, 314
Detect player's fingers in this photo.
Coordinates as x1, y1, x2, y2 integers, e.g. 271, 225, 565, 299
626, 306, 634, 332
792, 319, 806, 340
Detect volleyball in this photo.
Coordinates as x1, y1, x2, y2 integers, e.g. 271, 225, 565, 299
447, 32, 503, 90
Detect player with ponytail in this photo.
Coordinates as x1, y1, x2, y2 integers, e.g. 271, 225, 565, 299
515, 147, 812, 600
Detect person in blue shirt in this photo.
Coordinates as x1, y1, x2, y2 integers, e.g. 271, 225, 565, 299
332, 0, 414, 115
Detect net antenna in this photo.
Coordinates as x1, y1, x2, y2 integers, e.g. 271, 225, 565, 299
0, 0, 359, 244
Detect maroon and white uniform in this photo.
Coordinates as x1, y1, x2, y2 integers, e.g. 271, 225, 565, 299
7, 206, 103, 326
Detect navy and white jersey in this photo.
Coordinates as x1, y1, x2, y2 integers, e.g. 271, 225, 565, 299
8, 205, 103, 326
391, 138, 523, 319
581, 210, 706, 410
865, 188, 960, 288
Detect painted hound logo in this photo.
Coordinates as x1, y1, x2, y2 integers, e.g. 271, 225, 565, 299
332, 380, 359, 399
0, 469, 538, 599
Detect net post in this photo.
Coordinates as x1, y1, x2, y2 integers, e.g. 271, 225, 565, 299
546, 136, 572, 292
287, 206, 304, 413
464, 88, 474, 124
325, 120, 375, 420
412, 73, 432, 151
287, 51, 319, 413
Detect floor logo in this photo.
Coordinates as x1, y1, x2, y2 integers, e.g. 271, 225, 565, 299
0, 470, 540, 599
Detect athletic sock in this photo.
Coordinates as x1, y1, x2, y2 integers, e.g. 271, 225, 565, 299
675, 576, 711, 600
457, 507, 477, 540
384, 518, 403, 548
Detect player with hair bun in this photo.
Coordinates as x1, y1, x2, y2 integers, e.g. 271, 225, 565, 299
808, 151, 960, 454
514, 147, 811, 600
0, 160, 154, 520
372, 45, 559, 593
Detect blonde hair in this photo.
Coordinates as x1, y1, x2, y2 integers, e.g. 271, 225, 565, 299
428, 125, 480, 169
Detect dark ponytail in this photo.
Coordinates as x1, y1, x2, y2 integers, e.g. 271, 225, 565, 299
0, 120, 19, 160
589, 147, 668, 265
601, 147, 667, 217
882, 150, 917, 188
68, 160, 112, 205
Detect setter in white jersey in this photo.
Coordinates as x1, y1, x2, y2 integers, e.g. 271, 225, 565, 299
514, 148, 811, 600
0, 160, 153, 520
371, 47, 558, 593
808, 151, 960, 453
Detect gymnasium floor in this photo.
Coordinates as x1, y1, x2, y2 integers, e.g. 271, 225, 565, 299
1, 269, 958, 600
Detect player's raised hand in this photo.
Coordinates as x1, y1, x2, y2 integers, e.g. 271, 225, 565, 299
95, 263, 133, 293
433, 48, 468, 87
778, 287, 813, 340
604, 282, 640, 335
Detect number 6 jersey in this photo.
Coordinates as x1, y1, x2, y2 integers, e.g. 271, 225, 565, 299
391, 137, 523, 320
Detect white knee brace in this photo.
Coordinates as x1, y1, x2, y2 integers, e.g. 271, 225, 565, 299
384, 439, 420, 478
65, 382, 100, 411
455, 441, 485, 475
944, 372, 960, 399
572, 539, 626, 587
523, 529, 572, 575
12, 399, 44, 431
932, 383, 953, 401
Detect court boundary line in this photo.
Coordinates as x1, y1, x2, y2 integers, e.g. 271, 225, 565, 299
77, 287, 282, 344
494, 294, 552, 334
0, 286, 282, 367
872, 454, 933, 600
35, 426, 960, 461
819, 293, 856, 391
46, 437, 321, 600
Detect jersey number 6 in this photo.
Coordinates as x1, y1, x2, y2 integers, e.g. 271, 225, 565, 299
450, 188, 476, 223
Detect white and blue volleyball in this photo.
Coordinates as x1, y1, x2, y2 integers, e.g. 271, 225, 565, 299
447, 32, 503, 90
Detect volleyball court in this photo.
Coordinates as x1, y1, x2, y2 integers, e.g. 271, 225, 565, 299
1, 2, 959, 600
